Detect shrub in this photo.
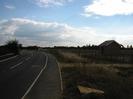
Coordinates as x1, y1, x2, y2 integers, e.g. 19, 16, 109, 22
5, 39, 20, 54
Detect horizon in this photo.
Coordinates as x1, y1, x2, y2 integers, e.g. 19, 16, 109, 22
0, 0, 133, 47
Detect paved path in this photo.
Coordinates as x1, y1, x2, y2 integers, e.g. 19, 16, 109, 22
24, 53, 62, 99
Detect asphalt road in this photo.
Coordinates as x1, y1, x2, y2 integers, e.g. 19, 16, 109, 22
0, 50, 62, 99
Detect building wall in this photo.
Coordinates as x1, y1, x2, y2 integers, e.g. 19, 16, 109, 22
101, 42, 121, 55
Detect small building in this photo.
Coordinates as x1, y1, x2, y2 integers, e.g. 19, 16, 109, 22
99, 40, 122, 55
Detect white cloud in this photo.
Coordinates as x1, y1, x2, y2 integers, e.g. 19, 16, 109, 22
83, 0, 133, 16
35, 0, 73, 7
5, 5, 15, 10
0, 18, 99, 46
0, 18, 133, 46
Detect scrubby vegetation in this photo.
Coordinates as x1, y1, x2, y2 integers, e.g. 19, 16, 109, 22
5, 40, 20, 54
0, 39, 21, 55
48, 48, 133, 99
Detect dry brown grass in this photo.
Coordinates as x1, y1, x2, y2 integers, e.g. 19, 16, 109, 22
60, 51, 83, 60
48, 49, 133, 99
58, 50, 87, 63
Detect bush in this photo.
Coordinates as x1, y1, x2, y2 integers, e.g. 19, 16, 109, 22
5, 40, 20, 54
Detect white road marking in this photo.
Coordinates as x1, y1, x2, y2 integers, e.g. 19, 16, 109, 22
10, 61, 24, 70
0, 55, 18, 63
56, 59, 63, 92
10, 57, 32, 70
0, 53, 13, 58
25, 57, 31, 61
21, 55, 48, 99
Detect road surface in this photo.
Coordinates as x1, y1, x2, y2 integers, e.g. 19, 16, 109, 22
0, 50, 62, 99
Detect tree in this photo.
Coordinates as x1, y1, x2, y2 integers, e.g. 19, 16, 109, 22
5, 39, 20, 54
130, 45, 133, 49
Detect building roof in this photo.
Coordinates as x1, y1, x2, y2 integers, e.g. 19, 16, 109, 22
99, 40, 120, 47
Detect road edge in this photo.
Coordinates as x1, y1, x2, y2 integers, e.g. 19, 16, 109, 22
55, 56, 63, 98
21, 54, 48, 99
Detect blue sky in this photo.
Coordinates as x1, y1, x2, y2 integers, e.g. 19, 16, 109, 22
0, 0, 133, 46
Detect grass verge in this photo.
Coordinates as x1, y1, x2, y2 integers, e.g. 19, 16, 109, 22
47, 48, 133, 99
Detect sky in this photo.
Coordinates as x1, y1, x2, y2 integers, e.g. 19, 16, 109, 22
0, 0, 133, 47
